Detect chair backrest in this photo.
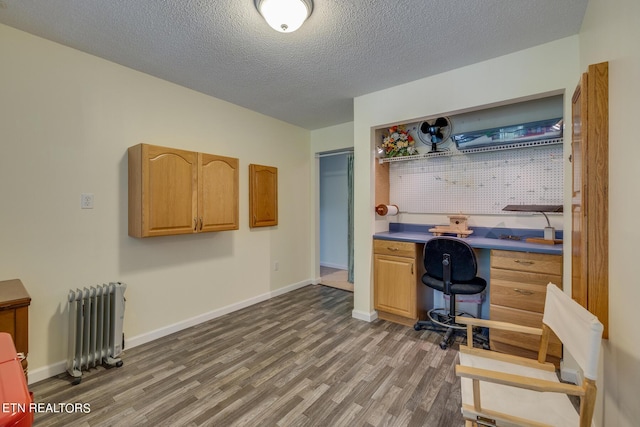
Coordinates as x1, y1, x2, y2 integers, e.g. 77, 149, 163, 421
423, 237, 478, 282
543, 283, 604, 380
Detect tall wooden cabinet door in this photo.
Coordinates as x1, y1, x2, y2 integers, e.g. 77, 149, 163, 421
571, 62, 609, 338
249, 164, 278, 228
142, 145, 197, 237
374, 254, 416, 319
199, 153, 239, 232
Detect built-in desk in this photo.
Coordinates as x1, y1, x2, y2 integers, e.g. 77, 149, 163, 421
374, 224, 562, 255
373, 224, 563, 364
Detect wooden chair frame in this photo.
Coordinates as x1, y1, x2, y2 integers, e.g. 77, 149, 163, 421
455, 316, 597, 427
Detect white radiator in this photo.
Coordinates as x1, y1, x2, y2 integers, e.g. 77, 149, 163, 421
67, 282, 126, 384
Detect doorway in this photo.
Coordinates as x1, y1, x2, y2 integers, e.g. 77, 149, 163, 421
319, 151, 354, 292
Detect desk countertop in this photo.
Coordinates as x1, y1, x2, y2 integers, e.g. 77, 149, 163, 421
374, 224, 563, 255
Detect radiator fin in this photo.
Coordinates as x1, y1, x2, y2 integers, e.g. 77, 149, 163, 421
67, 282, 126, 383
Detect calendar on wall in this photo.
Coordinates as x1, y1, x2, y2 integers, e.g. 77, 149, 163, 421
389, 145, 563, 215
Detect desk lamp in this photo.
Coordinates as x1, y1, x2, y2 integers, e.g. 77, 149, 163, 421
502, 204, 563, 241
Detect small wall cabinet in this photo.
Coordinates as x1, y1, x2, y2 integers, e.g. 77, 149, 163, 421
373, 239, 428, 326
128, 144, 239, 237
249, 164, 278, 228
489, 250, 563, 366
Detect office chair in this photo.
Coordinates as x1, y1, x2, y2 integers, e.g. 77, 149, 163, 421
414, 237, 487, 349
455, 283, 603, 427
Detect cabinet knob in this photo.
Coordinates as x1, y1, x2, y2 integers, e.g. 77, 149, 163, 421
513, 288, 534, 296
193, 218, 198, 231
387, 247, 398, 251
514, 260, 534, 265
199, 217, 203, 230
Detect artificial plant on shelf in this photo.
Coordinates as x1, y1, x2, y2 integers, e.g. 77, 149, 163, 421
380, 125, 417, 157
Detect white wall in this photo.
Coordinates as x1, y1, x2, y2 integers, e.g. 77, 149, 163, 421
353, 36, 580, 320
579, 0, 640, 425
0, 24, 312, 382
319, 155, 349, 269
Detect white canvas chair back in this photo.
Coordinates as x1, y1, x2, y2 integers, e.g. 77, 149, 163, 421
456, 283, 605, 426
542, 283, 603, 380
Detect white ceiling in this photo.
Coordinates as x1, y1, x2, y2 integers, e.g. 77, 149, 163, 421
0, 0, 588, 130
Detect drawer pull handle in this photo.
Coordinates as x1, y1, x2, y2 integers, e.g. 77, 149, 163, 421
514, 260, 534, 265
387, 247, 399, 251
514, 288, 534, 296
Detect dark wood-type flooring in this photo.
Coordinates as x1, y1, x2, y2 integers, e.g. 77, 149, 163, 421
30, 285, 464, 426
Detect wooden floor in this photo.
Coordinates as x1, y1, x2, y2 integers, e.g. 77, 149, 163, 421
320, 266, 354, 292
30, 285, 464, 427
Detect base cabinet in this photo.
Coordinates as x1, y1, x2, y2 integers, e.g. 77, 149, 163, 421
373, 240, 428, 326
490, 250, 563, 365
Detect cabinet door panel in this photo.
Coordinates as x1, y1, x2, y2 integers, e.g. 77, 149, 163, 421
199, 154, 239, 231
374, 254, 415, 318
249, 164, 278, 228
145, 146, 198, 236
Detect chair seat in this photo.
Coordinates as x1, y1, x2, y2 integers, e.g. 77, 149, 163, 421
458, 351, 579, 426
422, 274, 486, 295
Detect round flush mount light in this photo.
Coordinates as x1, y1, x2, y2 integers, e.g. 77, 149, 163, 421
255, 0, 313, 33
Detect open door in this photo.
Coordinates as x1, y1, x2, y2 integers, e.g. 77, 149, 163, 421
571, 62, 609, 338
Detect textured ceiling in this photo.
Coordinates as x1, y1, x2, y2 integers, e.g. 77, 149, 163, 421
0, 0, 588, 130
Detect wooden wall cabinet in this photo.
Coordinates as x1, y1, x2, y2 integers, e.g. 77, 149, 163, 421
128, 144, 239, 237
249, 164, 278, 228
373, 239, 428, 326
0, 279, 30, 378
571, 62, 609, 338
489, 250, 563, 366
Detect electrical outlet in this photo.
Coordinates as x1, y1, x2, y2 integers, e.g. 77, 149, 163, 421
81, 193, 94, 209
274, 261, 279, 271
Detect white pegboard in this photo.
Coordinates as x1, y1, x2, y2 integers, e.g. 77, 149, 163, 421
389, 145, 563, 214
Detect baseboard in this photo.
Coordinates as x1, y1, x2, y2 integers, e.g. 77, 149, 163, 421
28, 361, 67, 385
320, 262, 348, 270
352, 309, 378, 322
28, 279, 313, 385
126, 279, 312, 349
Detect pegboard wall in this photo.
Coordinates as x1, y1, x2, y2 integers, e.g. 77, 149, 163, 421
389, 145, 563, 215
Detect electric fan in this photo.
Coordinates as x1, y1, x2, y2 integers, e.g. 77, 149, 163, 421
416, 117, 452, 153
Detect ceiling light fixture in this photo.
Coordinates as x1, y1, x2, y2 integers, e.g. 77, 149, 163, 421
255, 0, 313, 33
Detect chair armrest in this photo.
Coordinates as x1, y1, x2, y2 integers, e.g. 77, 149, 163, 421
455, 365, 585, 397
455, 316, 543, 336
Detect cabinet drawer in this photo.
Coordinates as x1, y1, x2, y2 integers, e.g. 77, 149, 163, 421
490, 305, 561, 358
491, 250, 562, 275
373, 239, 417, 257
491, 269, 562, 313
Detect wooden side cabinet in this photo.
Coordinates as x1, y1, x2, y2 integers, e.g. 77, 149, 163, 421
373, 239, 428, 326
0, 279, 31, 378
128, 144, 239, 237
489, 250, 563, 366
249, 164, 278, 228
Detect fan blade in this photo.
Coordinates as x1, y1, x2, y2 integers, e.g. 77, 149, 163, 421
431, 131, 444, 143
420, 121, 431, 134
434, 117, 449, 127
